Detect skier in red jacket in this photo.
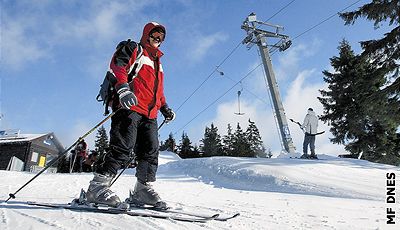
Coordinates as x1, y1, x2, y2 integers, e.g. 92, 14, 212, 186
86, 22, 175, 209
73, 139, 88, 173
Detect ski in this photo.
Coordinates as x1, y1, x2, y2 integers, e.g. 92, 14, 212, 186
26, 201, 216, 223
306, 131, 325, 136
290, 157, 326, 160
129, 204, 240, 221
289, 118, 325, 136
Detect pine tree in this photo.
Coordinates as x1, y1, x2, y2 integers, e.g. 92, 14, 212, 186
160, 133, 177, 153
340, 0, 400, 96
339, 0, 400, 165
200, 123, 223, 157
178, 132, 194, 158
222, 123, 235, 156
318, 40, 400, 165
192, 144, 201, 157
232, 123, 251, 157
94, 126, 109, 156
246, 119, 266, 158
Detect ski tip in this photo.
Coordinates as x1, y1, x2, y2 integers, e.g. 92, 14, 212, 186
211, 214, 220, 218
219, 213, 240, 221
232, 213, 240, 217
117, 202, 130, 210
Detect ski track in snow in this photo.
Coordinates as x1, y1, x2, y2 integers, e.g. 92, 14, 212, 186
0, 208, 9, 230
9, 209, 67, 230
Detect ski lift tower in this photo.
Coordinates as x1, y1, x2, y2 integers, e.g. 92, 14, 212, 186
241, 13, 296, 155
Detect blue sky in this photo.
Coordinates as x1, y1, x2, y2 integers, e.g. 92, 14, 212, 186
0, 0, 392, 156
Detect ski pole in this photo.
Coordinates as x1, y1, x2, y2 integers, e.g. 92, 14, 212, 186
5, 109, 120, 203
289, 118, 302, 127
110, 156, 136, 187
158, 119, 167, 130
70, 150, 78, 173
110, 119, 167, 186
289, 118, 306, 134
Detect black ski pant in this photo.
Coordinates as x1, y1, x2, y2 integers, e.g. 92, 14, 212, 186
303, 133, 316, 155
96, 109, 159, 183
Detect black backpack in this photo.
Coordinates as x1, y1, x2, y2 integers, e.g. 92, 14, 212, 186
96, 39, 143, 115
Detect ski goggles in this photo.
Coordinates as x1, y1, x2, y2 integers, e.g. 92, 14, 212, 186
149, 32, 165, 43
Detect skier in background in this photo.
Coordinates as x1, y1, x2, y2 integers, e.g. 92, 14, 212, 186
73, 139, 88, 172
82, 150, 98, 172
85, 22, 175, 209
300, 108, 319, 159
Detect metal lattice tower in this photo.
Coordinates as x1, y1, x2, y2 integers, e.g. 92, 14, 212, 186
241, 13, 296, 154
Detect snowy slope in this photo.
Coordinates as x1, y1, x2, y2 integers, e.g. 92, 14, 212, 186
1, 151, 399, 230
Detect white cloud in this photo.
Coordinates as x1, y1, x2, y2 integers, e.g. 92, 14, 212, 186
59, 120, 97, 151
51, 1, 143, 45
201, 66, 346, 157
1, 0, 152, 71
275, 38, 322, 81
284, 70, 346, 156
186, 38, 346, 156
187, 98, 274, 148
187, 32, 229, 61
2, 20, 49, 70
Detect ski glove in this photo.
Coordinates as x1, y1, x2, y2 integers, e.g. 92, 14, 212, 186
116, 83, 137, 110
160, 104, 176, 123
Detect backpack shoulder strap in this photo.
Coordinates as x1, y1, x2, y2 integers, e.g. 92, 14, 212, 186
127, 43, 144, 82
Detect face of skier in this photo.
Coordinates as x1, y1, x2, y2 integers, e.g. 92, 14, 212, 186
149, 31, 165, 48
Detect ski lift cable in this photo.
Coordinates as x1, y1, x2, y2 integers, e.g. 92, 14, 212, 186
222, 74, 270, 105
175, 1, 297, 112
173, 45, 278, 135
218, 42, 281, 106
267, 0, 364, 57
175, 42, 242, 112
292, 0, 363, 41
262, 0, 297, 25
173, 63, 263, 136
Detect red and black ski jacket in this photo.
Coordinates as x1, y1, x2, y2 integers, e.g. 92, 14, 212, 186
109, 22, 167, 119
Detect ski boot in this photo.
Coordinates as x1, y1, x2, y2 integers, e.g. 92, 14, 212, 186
126, 181, 167, 210
300, 153, 309, 159
309, 152, 318, 160
86, 173, 128, 210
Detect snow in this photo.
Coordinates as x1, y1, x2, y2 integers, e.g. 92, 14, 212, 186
0, 134, 46, 143
1, 151, 399, 229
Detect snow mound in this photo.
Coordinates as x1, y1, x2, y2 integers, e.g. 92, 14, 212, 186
158, 150, 181, 165
160, 154, 398, 200
1, 151, 399, 229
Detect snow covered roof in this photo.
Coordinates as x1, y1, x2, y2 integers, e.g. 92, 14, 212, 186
0, 133, 47, 144
0, 131, 65, 152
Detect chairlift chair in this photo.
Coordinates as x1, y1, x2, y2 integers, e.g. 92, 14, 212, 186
234, 89, 245, 115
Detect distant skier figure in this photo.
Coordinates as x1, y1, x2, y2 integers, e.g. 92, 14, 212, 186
73, 139, 88, 173
85, 22, 175, 209
82, 151, 98, 172
300, 108, 318, 159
